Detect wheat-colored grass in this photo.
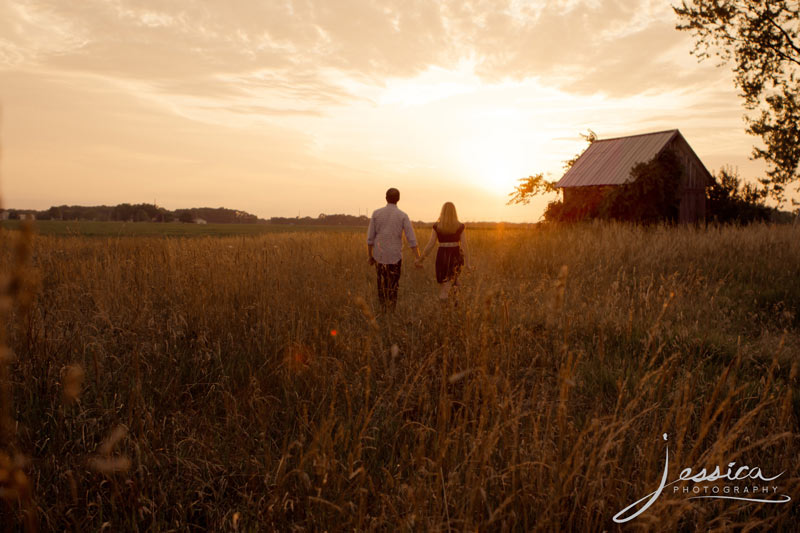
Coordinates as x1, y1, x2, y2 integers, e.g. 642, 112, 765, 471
0, 222, 798, 531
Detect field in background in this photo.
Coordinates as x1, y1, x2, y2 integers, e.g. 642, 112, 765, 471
0, 223, 798, 530
0, 220, 365, 237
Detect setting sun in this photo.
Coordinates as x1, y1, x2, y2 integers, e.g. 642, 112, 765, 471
458, 126, 534, 196
0, 0, 775, 221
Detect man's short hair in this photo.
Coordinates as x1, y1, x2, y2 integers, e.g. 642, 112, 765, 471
386, 188, 400, 204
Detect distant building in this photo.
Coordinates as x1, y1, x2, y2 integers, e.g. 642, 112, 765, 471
19, 213, 36, 221
194, 218, 207, 224
556, 130, 712, 224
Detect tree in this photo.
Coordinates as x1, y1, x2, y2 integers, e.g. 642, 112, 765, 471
506, 130, 596, 208
561, 129, 597, 170
674, 0, 800, 204
506, 173, 560, 206
707, 165, 771, 222
599, 150, 683, 223
47, 206, 63, 220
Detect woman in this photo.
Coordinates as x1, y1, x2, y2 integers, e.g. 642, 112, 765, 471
415, 202, 472, 300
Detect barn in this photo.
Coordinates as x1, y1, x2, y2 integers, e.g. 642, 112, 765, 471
555, 130, 712, 223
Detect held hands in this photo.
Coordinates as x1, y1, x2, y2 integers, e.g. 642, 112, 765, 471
368, 256, 376, 266
414, 257, 424, 269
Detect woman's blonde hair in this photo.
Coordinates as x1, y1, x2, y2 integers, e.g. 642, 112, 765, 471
436, 202, 461, 234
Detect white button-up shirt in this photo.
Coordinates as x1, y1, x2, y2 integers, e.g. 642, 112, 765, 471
367, 203, 418, 264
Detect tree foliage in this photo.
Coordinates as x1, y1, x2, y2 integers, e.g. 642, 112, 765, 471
542, 160, 773, 224
177, 210, 196, 223
506, 173, 560, 206
506, 130, 596, 207
268, 213, 370, 226
540, 187, 607, 222
543, 151, 684, 224
674, 0, 800, 203
600, 150, 684, 223
561, 129, 597, 170
5, 204, 258, 223
707, 165, 772, 222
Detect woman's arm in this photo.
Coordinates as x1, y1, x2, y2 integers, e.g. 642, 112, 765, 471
460, 229, 471, 269
419, 230, 437, 262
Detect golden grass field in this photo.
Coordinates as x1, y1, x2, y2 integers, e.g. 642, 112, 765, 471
0, 222, 798, 531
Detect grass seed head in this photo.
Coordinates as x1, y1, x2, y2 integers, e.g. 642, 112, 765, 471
87, 456, 132, 474
62, 364, 85, 404
98, 425, 128, 456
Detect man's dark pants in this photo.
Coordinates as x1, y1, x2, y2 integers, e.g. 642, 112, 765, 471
376, 260, 402, 311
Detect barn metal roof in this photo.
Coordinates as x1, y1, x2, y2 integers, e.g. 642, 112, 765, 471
556, 129, 681, 188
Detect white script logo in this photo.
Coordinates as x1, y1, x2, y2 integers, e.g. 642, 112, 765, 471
613, 434, 792, 523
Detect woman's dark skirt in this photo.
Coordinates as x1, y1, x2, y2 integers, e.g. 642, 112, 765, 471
435, 247, 464, 283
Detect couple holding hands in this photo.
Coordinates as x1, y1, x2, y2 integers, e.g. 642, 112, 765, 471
367, 187, 472, 311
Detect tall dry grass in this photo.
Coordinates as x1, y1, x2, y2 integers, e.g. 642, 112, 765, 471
0, 222, 798, 530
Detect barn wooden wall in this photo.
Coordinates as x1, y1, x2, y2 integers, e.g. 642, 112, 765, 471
669, 136, 709, 224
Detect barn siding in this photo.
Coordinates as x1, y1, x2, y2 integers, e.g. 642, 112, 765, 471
670, 137, 708, 224
558, 130, 711, 224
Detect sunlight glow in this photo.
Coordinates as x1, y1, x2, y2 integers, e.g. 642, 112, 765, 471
377, 62, 480, 107
0, 0, 778, 220
458, 127, 537, 196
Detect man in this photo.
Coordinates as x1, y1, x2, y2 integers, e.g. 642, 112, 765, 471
366, 188, 421, 311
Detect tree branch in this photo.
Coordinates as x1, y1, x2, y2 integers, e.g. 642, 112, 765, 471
761, 9, 800, 65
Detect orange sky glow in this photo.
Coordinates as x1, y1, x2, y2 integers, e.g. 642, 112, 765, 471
0, 0, 780, 221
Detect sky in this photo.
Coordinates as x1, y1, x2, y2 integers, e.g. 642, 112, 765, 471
0, 0, 779, 221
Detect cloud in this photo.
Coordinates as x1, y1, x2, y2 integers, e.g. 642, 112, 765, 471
217, 104, 323, 118
0, 0, 715, 117
5, 0, 776, 219
563, 22, 718, 97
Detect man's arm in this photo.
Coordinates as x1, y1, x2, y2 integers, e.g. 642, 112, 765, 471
366, 215, 377, 265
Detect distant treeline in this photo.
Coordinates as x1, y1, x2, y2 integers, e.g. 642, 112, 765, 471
267, 215, 537, 229
3, 207, 385, 226
268, 214, 370, 226
4, 207, 374, 226
3, 204, 261, 224
3, 206, 544, 228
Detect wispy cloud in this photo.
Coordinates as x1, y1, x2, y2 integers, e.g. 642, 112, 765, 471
0, 0, 718, 116
0, 0, 775, 219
